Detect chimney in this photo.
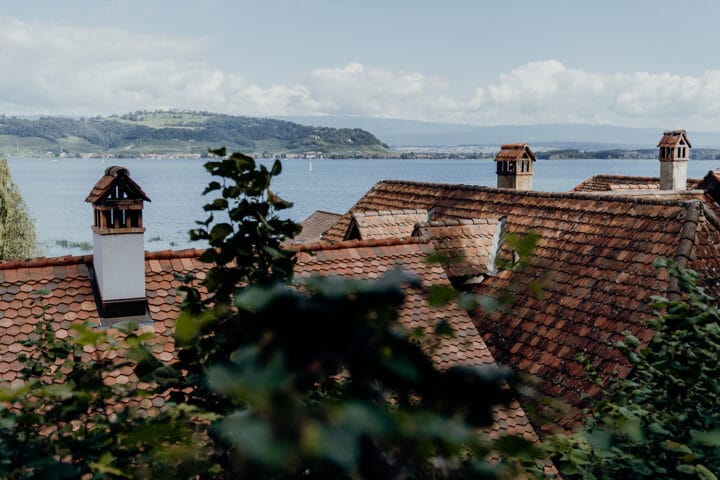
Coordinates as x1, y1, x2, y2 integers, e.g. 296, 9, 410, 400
658, 130, 691, 190
495, 143, 536, 190
85, 166, 151, 322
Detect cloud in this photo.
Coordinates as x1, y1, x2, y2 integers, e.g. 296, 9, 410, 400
2, 17, 720, 129
465, 61, 720, 129
0, 17, 319, 117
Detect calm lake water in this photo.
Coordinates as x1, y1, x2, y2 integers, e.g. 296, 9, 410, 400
6, 157, 720, 257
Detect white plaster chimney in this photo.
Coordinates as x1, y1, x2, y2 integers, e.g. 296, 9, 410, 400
658, 130, 691, 190
85, 166, 150, 321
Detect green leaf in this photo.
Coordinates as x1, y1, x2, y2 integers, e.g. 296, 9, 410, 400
217, 412, 290, 466
209, 222, 233, 242
692, 430, 720, 447
697, 465, 719, 480
427, 284, 459, 307
175, 309, 216, 343
90, 453, 130, 478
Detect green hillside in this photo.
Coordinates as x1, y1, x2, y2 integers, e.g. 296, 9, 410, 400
0, 111, 391, 158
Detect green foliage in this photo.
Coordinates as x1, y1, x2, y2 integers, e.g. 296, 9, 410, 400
0, 158, 37, 259
536, 259, 720, 479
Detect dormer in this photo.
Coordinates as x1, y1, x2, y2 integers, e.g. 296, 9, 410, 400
85, 167, 151, 323
495, 143, 536, 190
658, 130, 691, 190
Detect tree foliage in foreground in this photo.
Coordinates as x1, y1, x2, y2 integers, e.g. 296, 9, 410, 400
0, 158, 37, 259
533, 259, 720, 479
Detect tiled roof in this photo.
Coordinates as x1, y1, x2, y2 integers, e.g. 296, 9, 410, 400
320, 178, 720, 406
573, 174, 703, 192
290, 210, 342, 244
495, 143, 536, 162
657, 129, 691, 148
85, 166, 151, 203
0, 243, 537, 442
412, 218, 500, 279
293, 238, 537, 441
344, 209, 428, 240
0, 248, 207, 415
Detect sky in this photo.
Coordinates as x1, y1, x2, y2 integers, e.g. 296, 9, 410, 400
2, 0, 720, 129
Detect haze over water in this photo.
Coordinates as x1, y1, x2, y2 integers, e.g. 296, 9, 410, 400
8, 157, 720, 257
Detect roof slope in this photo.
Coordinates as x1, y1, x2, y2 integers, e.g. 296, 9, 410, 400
574, 174, 703, 192
412, 218, 500, 279
321, 179, 720, 404
293, 238, 537, 441
345, 209, 428, 241
495, 143, 537, 163
658, 129, 691, 148
85, 166, 151, 203
290, 210, 342, 244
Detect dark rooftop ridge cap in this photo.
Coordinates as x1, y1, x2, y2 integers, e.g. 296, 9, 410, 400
353, 208, 427, 218
0, 248, 206, 270
418, 218, 499, 228
582, 174, 702, 183
312, 209, 342, 216
105, 166, 130, 177
289, 236, 428, 253
372, 179, 709, 207
144, 248, 206, 260
0, 254, 94, 270
663, 129, 687, 136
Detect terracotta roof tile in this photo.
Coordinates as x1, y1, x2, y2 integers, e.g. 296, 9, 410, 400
574, 174, 702, 192
657, 129, 691, 148
0, 245, 535, 439
288, 210, 343, 244
344, 208, 428, 241
322, 179, 720, 408
412, 218, 500, 279
495, 144, 537, 162
84, 166, 150, 203
295, 238, 537, 441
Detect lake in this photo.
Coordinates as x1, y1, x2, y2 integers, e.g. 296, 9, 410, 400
6, 157, 720, 257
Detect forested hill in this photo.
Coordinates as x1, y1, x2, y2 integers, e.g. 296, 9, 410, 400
0, 111, 391, 158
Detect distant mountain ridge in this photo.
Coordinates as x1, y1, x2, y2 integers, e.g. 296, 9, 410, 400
0, 111, 390, 157
280, 115, 720, 149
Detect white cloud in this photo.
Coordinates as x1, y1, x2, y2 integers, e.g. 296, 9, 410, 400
464, 61, 720, 128
3, 17, 720, 129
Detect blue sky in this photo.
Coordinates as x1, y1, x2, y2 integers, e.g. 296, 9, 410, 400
2, 0, 720, 129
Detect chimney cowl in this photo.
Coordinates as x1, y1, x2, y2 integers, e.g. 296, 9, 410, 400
495, 143, 536, 190
658, 130, 691, 190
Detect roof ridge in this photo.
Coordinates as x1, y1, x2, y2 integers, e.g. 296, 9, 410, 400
312, 210, 342, 216
376, 179, 709, 206
289, 236, 429, 253
418, 217, 499, 227
353, 208, 427, 218
0, 254, 94, 270
667, 200, 703, 300
144, 248, 206, 260
0, 248, 207, 270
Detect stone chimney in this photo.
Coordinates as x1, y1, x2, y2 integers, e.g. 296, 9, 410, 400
495, 143, 536, 190
85, 166, 151, 322
658, 130, 691, 190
